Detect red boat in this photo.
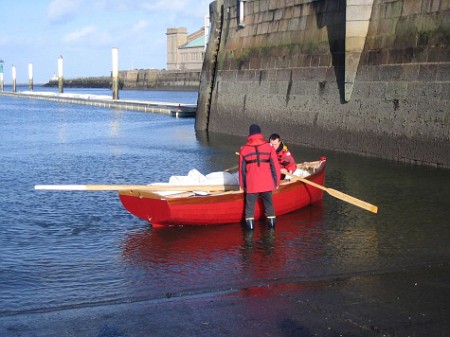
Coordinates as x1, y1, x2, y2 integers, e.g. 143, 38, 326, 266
119, 158, 326, 227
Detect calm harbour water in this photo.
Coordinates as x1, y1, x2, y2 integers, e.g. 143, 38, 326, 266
0, 86, 449, 316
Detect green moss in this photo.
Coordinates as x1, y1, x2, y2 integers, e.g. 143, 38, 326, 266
223, 39, 324, 67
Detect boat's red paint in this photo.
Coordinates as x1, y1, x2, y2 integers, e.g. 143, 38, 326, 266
119, 160, 326, 227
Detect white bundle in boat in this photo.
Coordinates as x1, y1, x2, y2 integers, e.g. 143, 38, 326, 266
154, 169, 239, 196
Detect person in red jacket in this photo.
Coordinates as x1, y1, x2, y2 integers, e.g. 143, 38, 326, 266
239, 124, 280, 230
268, 133, 297, 179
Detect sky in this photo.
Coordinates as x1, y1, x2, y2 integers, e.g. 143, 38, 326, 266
0, 0, 211, 84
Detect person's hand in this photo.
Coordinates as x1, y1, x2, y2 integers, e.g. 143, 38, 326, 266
280, 168, 288, 175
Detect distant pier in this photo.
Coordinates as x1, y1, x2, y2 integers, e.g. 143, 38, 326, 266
0, 91, 196, 118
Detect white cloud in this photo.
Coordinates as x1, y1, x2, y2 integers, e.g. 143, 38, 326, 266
140, 0, 210, 17
48, 0, 84, 23
131, 20, 150, 33
141, 0, 185, 11
63, 26, 96, 42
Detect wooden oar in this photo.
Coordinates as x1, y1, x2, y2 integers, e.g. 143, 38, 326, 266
34, 184, 240, 192
285, 173, 378, 213
224, 164, 238, 172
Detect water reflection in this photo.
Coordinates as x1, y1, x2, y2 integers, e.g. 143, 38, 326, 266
121, 204, 326, 292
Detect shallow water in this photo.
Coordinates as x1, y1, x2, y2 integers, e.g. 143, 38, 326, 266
1, 87, 449, 316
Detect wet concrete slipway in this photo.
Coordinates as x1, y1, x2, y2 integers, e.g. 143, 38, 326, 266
1, 88, 449, 337
2, 264, 449, 337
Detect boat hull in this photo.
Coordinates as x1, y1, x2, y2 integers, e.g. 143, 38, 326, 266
119, 160, 326, 227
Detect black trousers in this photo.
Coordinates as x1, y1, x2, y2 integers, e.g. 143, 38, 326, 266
245, 191, 275, 219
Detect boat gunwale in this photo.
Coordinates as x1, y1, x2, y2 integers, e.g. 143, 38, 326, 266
118, 160, 326, 202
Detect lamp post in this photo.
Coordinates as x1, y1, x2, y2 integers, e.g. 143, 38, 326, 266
58, 55, 64, 93
0, 59, 4, 92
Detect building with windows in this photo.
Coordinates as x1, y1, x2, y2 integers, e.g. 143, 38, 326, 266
166, 27, 206, 71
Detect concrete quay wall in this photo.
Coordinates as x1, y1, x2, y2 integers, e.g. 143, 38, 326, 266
120, 69, 200, 91
44, 70, 200, 91
197, 0, 450, 168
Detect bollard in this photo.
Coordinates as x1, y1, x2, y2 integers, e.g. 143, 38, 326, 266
12, 65, 16, 93
58, 56, 64, 93
0, 59, 4, 92
28, 63, 33, 91
112, 47, 119, 100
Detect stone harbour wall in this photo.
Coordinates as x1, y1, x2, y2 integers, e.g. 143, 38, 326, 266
196, 0, 450, 168
120, 69, 200, 91
45, 70, 200, 91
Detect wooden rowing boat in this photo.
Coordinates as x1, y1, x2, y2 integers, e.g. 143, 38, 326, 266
118, 158, 327, 227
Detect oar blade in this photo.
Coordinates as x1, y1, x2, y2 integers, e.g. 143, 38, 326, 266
35, 185, 88, 191
326, 188, 378, 213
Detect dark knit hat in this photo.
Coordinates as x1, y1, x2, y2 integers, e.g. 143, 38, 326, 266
249, 124, 261, 136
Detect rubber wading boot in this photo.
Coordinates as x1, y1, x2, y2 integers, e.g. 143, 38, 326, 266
267, 216, 276, 229
245, 218, 255, 230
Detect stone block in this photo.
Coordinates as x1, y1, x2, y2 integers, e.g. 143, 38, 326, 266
280, 0, 287, 10
264, 10, 275, 22
402, 0, 423, 16
393, 24, 418, 48
380, 65, 403, 81
436, 65, 450, 81
274, 8, 284, 21
418, 64, 437, 81
347, 5, 373, 21
300, 2, 316, 16
298, 16, 308, 30
278, 18, 289, 31
278, 68, 294, 81
260, 0, 270, 12
356, 65, 378, 81
441, 0, 450, 10
388, 47, 414, 63
347, 20, 371, 38
268, 0, 277, 11
257, 22, 270, 35
285, 0, 295, 7
384, 1, 403, 18
269, 81, 281, 94
268, 21, 280, 33
292, 5, 301, 18
366, 50, 383, 65
298, 54, 311, 68
367, 17, 379, 36
399, 64, 420, 81
287, 17, 300, 31
385, 82, 408, 100
422, 0, 441, 13
380, 35, 396, 49
346, 36, 368, 52
377, 17, 396, 35
428, 46, 450, 62
282, 6, 294, 19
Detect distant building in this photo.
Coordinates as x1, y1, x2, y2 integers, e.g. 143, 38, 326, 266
166, 27, 206, 71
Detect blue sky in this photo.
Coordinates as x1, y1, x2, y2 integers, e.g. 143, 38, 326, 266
0, 0, 210, 84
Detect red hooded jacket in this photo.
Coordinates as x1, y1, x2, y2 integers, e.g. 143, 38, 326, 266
275, 142, 297, 173
239, 133, 280, 193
